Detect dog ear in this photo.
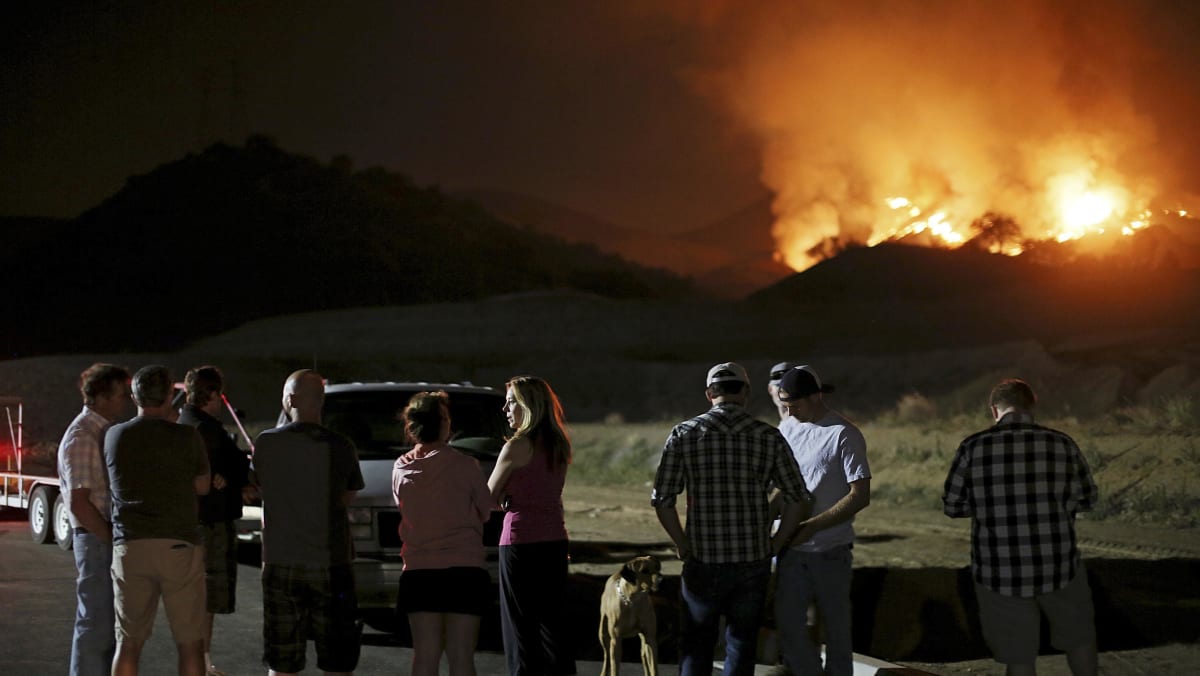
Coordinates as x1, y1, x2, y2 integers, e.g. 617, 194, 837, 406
621, 561, 639, 585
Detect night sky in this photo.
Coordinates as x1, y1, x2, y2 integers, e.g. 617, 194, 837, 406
4, 1, 1199, 248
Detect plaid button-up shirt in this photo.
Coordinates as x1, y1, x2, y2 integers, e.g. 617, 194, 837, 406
652, 403, 810, 564
56, 406, 112, 525
943, 411, 1098, 597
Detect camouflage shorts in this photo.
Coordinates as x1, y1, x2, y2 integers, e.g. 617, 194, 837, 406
201, 520, 237, 614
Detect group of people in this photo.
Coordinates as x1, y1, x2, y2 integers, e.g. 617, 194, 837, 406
390, 375, 576, 676
55, 356, 1099, 676
58, 363, 250, 676
652, 361, 868, 676
57, 363, 577, 676
653, 361, 1099, 676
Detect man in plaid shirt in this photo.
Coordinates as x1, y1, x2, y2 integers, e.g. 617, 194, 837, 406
653, 362, 810, 676
57, 363, 132, 676
943, 378, 1099, 676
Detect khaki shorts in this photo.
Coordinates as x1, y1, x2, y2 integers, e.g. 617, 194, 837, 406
975, 566, 1096, 665
112, 539, 207, 644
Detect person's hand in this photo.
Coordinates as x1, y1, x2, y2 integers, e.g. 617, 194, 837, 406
674, 540, 692, 561
212, 473, 227, 490
242, 485, 259, 504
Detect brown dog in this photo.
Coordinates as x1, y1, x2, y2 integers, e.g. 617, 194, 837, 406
599, 555, 662, 676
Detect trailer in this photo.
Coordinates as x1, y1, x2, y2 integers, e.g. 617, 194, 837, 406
0, 396, 72, 550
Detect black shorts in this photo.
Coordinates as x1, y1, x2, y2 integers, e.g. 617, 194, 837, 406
396, 567, 492, 616
262, 563, 360, 673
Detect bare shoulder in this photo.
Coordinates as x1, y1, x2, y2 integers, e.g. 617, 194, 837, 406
501, 436, 536, 468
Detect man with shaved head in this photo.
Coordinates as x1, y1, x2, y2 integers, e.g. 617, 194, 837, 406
251, 370, 364, 676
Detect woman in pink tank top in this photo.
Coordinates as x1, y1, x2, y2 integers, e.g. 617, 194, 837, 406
487, 376, 576, 675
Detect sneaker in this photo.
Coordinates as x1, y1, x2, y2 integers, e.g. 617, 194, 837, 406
206, 666, 227, 676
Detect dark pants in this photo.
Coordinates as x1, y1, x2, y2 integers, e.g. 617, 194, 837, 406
498, 540, 576, 675
679, 558, 771, 676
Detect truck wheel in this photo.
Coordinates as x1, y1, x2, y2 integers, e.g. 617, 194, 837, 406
54, 493, 74, 551
29, 487, 55, 544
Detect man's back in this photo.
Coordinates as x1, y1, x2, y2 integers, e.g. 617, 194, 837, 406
106, 416, 208, 543
944, 412, 1097, 596
253, 421, 364, 566
654, 403, 807, 563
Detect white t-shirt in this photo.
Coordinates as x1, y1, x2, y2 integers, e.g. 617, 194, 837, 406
779, 410, 871, 552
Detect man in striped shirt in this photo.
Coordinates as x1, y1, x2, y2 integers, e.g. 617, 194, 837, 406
943, 378, 1098, 676
653, 362, 810, 676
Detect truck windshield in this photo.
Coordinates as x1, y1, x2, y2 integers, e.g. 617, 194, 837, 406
322, 391, 508, 461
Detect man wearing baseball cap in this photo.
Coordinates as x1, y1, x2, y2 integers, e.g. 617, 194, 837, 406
652, 362, 811, 676
773, 365, 871, 676
767, 362, 795, 422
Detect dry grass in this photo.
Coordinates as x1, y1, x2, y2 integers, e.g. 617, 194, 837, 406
571, 398, 1200, 529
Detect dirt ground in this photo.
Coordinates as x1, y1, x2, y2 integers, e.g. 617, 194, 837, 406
562, 483, 1200, 675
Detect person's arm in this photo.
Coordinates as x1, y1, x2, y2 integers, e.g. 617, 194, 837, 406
487, 437, 533, 504
469, 458, 499, 522
942, 442, 972, 518
1070, 439, 1099, 514
651, 427, 690, 559
655, 503, 691, 561
771, 499, 808, 555
343, 440, 365, 507
788, 478, 870, 546
191, 429, 211, 495
64, 433, 113, 541
68, 488, 112, 543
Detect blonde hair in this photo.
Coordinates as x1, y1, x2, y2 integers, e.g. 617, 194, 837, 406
506, 375, 571, 468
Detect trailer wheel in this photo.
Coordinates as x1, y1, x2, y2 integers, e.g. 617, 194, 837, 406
29, 487, 55, 544
54, 493, 74, 551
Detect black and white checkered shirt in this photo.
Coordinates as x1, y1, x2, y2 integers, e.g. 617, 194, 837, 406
943, 411, 1098, 597
652, 403, 810, 564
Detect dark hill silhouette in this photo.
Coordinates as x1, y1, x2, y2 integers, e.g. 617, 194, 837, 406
0, 137, 693, 358
749, 242, 1200, 350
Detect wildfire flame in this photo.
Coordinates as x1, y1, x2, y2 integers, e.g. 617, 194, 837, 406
773, 165, 1174, 270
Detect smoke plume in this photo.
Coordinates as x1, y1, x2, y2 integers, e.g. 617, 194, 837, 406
651, 0, 1198, 269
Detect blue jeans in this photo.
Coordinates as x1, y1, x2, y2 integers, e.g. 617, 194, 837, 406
71, 531, 115, 676
775, 545, 853, 676
679, 558, 771, 676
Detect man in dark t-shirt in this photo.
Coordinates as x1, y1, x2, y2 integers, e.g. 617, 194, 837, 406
177, 365, 250, 676
106, 365, 210, 676
251, 369, 364, 675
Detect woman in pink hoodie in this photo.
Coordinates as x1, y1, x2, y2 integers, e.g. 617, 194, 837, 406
392, 391, 496, 676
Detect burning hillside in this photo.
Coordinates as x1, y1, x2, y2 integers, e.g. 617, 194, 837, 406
649, 0, 1200, 272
